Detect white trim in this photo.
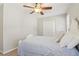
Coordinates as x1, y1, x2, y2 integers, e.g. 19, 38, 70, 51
2, 47, 17, 54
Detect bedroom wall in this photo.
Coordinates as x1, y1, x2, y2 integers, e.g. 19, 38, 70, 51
21, 14, 37, 39
0, 4, 3, 52
3, 3, 37, 53
3, 4, 25, 52
67, 4, 79, 31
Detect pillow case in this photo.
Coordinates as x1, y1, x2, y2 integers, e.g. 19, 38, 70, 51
67, 37, 79, 49
67, 31, 79, 49
59, 31, 79, 49
26, 34, 34, 39
59, 32, 72, 48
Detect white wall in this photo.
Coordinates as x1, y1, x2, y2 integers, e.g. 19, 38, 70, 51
21, 14, 37, 39
3, 3, 37, 53
0, 4, 3, 52
3, 4, 25, 52
67, 4, 79, 31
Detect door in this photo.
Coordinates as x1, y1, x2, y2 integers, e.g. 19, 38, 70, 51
43, 20, 55, 36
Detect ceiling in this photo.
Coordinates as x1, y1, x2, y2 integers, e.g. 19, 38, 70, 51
0, 3, 71, 17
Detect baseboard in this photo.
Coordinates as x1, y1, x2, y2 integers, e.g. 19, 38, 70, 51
3, 47, 17, 54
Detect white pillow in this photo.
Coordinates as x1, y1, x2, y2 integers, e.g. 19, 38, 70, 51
67, 37, 79, 49
59, 32, 72, 48
67, 32, 79, 49
59, 31, 79, 49
26, 34, 34, 39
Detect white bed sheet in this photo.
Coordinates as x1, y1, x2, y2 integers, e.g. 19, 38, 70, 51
18, 36, 79, 56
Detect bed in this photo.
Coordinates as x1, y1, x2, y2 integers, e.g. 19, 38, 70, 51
18, 32, 79, 56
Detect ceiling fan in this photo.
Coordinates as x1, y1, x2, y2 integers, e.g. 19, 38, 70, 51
23, 3, 52, 15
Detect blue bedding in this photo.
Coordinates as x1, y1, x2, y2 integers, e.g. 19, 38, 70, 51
18, 36, 79, 56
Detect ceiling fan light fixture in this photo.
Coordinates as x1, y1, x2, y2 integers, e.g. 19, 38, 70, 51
34, 8, 41, 13
23, 3, 52, 15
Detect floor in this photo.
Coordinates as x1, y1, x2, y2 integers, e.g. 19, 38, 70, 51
0, 49, 17, 56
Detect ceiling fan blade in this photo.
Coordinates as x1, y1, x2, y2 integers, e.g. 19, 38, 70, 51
40, 12, 44, 15
23, 5, 34, 8
42, 7, 52, 10
30, 11, 35, 14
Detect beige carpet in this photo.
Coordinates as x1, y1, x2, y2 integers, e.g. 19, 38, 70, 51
0, 49, 17, 56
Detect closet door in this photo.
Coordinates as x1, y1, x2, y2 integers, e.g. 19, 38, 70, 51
43, 20, 55, 36
38, 14, 67, 36
55, 15, 66, 32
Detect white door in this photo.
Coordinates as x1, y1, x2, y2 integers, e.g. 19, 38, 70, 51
43, 20, 55, 36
